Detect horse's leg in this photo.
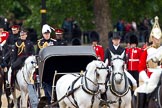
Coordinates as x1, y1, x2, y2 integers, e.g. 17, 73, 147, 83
12, 89, 18, 108
21, 92, 27, 108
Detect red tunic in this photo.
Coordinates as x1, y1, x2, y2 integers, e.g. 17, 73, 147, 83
0, 31, 9, 43
138, 48, 153, 77
93, 45, 104, 61
126, 47, 141, 71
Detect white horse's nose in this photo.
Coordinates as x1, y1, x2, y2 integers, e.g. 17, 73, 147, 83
99, 85, 106, 93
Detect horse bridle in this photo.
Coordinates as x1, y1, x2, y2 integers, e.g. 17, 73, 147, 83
82, 63, 108, 95
111, 57, 125, 84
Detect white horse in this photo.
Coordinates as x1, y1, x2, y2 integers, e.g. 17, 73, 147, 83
56, 60, 109, 108
106, 52, 132, 108
8, 55, 37, 108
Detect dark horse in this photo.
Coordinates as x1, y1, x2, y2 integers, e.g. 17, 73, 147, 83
147, 79, 162, 108
0, 51, 14, 107
0, 66, 3, 107
132, 78, 162, 108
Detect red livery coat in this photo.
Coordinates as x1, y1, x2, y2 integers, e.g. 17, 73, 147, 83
126, 47, 142, 71
93, 45, 104, 61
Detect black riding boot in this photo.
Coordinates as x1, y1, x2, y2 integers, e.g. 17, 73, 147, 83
137, 93, 146, 108
10, 69, 16, 92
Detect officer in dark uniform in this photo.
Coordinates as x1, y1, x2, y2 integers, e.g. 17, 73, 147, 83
10, 28, 35, 91
37, 24, 57, 103
2, 25, 20, 67
2, 25, 20, 86
104, 32, 126, 66
55, 28, 68, 46
37, 24, 57, 54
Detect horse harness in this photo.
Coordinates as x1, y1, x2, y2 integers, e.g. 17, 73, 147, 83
49, 65, 108, 108
109, 57, 131, 108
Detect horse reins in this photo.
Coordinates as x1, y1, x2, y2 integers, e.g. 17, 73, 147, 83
48, 64, 108, 108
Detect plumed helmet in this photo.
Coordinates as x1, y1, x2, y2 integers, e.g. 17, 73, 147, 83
90, 31, 99, 42
42, 24, 51, 34
55, 28, 64, 35
149, 16, 162, 42
129, 34, 138, 45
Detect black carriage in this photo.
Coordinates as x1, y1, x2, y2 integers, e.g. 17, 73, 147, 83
38, 46, 97, 102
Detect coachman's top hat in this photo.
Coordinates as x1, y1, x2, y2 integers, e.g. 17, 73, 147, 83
112, 32, 121, 39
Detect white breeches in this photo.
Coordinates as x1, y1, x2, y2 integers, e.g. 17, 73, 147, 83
134, 69, 162, 96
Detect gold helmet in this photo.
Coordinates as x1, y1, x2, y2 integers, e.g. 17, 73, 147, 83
149, 16, 162, 42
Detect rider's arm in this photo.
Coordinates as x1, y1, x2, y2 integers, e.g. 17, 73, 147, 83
138, 50, 149, 82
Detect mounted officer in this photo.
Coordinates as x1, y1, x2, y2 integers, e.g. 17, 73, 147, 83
134, 16, 162, 108
2, 25, 20, 87
8, 28, 35, 91
36, 24, 57, 103
37, 24, 57, 54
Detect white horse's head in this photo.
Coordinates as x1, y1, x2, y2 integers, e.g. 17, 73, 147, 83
86, 60, 108, 93
110, 51, 125, 84
24, 55, 37, 75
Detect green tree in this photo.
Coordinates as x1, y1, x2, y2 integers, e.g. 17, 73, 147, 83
1, 0, 162, 46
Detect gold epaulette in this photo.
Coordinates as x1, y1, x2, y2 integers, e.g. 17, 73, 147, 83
38, 38, 49, 49
15, 42, 25, 55
37, 38, 44, 49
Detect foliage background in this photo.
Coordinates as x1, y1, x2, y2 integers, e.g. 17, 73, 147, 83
0, 0, 162, 46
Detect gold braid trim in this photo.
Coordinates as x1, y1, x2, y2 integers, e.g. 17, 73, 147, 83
38, 40, 43, 49
38, 39, 48, 49
43, 42, 48, 48
16, 42, 25, 55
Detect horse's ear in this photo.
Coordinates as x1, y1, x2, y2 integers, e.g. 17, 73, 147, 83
110, 51, 115, 59
120, 50, 125, 59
